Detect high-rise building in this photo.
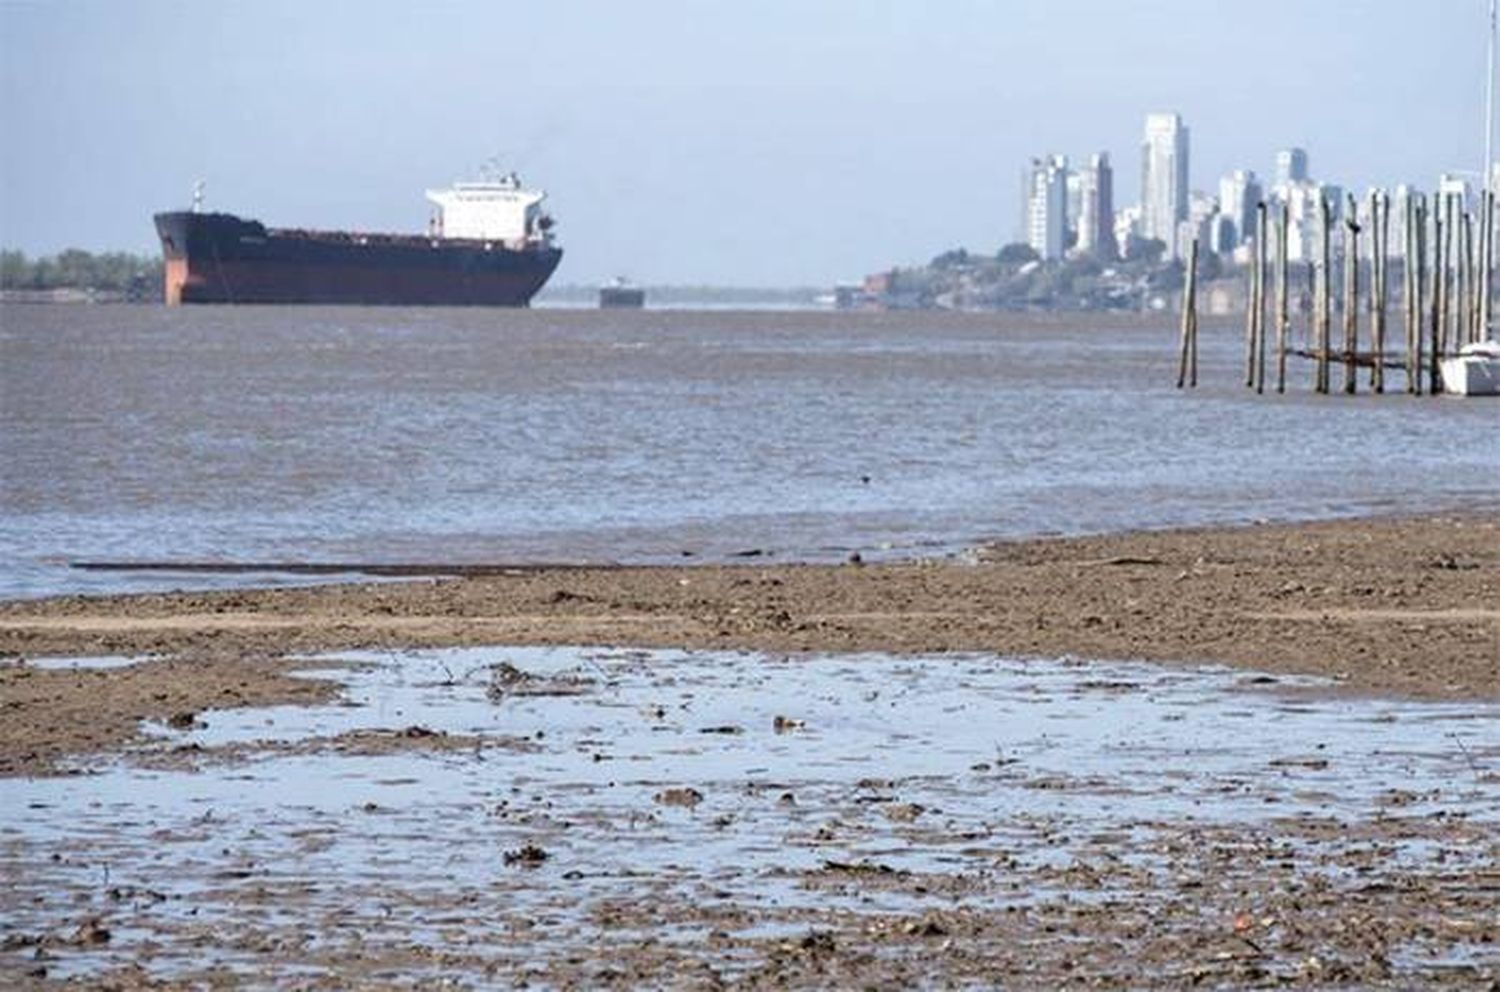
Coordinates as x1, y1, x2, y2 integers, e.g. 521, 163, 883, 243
1275, 148, 1310, 190
1065, 171, 1084, 246
1113, 204, 1142, 259
1141, 112, 1190, 257
1026, 155, 1070, 260
1217, 170, 1262, 252
1208, 213, 1237, 256
1180, 190, 1219, 260
1075, 152, 1115, 260
1284, 182, 1343, 263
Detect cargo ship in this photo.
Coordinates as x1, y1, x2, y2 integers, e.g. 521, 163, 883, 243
153, 173, 562, 306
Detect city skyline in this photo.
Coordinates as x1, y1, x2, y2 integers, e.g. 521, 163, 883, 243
2, 0, 1497, 284
1015, 112, 1500, 271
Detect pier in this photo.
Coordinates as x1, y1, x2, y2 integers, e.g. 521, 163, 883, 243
1177, 187, 1496, 395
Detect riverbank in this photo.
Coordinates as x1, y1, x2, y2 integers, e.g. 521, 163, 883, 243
2, 513, 1496, 777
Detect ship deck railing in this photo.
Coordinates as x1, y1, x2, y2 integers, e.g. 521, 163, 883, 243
263, 227, 552, 252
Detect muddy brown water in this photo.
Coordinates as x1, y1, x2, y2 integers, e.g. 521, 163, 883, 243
4, 306, 1497, 599
2, 647, 1495, 986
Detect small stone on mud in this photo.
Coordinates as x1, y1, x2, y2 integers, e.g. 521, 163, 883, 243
165, 711, 198, 730
903, 918, 947, 937
503, 844, 549, 866
73, 918, 111, 945
797, 930, 836, 954
777, 791, 797, 806
654, 787, 704, 808
884, 802, 924, 823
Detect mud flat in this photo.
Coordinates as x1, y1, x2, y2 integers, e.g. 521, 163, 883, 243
1, 514, 1498, 987
1, 646, 1497, 988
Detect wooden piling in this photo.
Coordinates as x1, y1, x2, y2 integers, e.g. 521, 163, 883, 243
1244, 222, 1259, 388
1430, 197, 1445, 394
1276, 202, 1289, 393
1415, 196, 1427, 393
1371, 190, 1389, 393
1402, 194, 1414, 391
1176, 238, 1199, 389
1317, 193, 1332, 393
1476, 191, 1486, 344
1255, 202, 1268, 393
1470, 192, 1490, 345
1482, 189, 1494, 342
1342, 193, 1359, 394
1442, 193, 1456, 360
1458, 210, 1473, 353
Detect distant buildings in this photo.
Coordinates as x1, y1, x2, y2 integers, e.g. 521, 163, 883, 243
1275, 147, 1310, 188
1004, 117, 1474, 280
1265, 149, 1345, 262
1114, 204, 1142, 258
1025, 154, 1070, 260
1216, 170, 1262, 250
1141, 112, 1190, 257
1389, 183, 1414, 258
1180, 190, 1219, 262
1438, 172, 1474, 213
1075, 152, 1115, 260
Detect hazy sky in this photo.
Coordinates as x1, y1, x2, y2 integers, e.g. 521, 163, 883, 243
1, 1, 1493, 284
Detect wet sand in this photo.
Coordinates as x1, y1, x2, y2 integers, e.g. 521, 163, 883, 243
3, 513, 1497, 717
2, 513, 1498, 988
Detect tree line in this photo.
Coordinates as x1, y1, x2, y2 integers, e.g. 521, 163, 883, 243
1, 249, 162, 292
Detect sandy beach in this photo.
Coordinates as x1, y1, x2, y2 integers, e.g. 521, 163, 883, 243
2, 513, 1497, 988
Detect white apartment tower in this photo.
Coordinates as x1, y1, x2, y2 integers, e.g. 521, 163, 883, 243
1141, 112, 1190, 257
1075, 152, 1115, 260
1217, 170, 1262, 251
1026, 154, 1070, 260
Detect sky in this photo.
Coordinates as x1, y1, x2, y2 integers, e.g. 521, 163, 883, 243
0, 0, 1494, 285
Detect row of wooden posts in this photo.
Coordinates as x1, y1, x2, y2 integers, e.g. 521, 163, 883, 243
1177, 188, 1495, 393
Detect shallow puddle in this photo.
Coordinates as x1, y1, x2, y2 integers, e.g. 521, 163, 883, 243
16, 654, 151, 672
2, 648, 1495, 986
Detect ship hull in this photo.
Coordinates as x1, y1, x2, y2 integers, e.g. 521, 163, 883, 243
154, 212, 561, 306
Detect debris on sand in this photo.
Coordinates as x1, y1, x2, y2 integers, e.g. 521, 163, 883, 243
654, 787, 705, 809
486, 661, 593, 701
902, 917, 947, 937
882, 802, 924, 823
164, 711, 200, 730
72, 918, 111, 945
821, 860, 900, 876
503, 844, 549, 866
796, 930, 837, 954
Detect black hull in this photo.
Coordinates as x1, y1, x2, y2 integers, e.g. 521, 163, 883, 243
154, 212, 562, 306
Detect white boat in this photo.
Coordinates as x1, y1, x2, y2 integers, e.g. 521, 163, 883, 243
1439, 339, 1500, 395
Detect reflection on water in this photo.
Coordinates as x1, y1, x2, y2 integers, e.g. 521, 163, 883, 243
2, 305, 1496, 597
